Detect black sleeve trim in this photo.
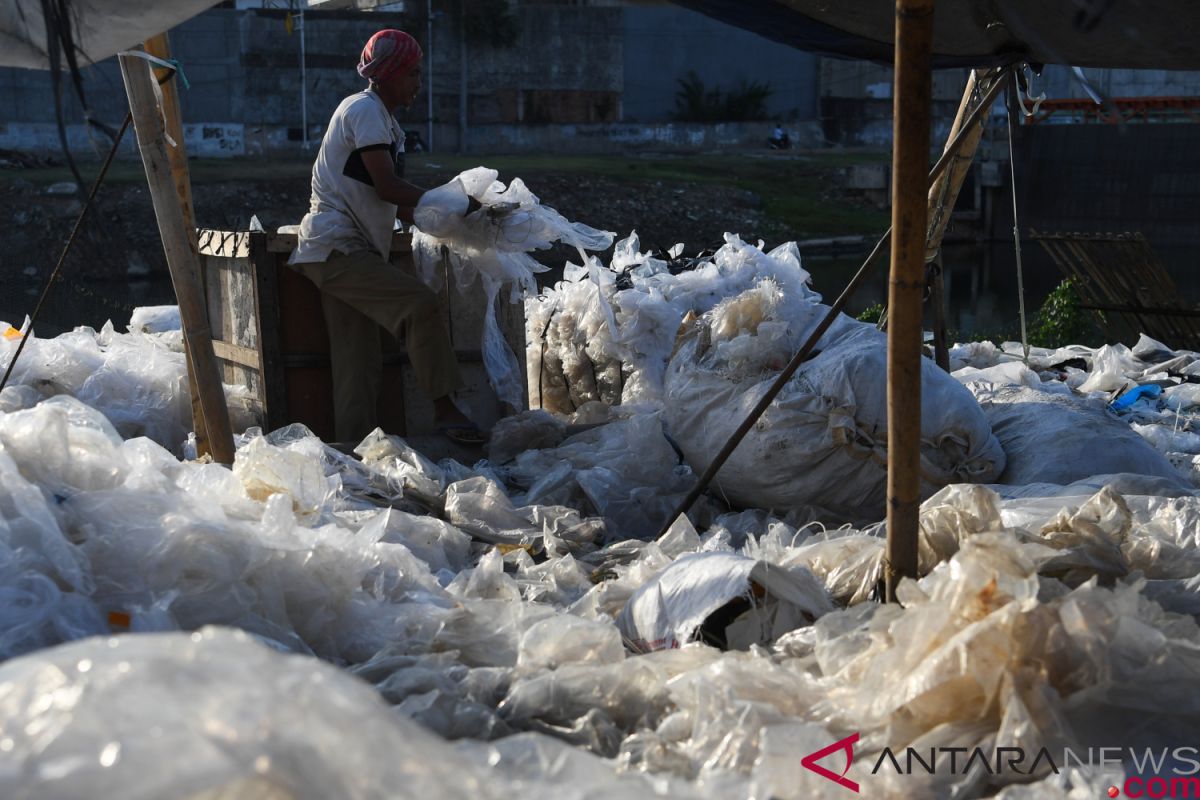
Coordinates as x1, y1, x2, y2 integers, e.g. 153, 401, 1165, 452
343, 142, 396, 187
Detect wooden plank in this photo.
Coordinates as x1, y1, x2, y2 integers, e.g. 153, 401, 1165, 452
1032, 230, 1200, 349
211, 339, 262, 370
144, 33, 210, 459
198, 229, 251, 258
252, 233, 287, 433
119, 52, 235, 465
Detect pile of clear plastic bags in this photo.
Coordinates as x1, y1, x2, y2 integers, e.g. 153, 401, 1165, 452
412, 167, 615, 409
7, 208, 1200, 797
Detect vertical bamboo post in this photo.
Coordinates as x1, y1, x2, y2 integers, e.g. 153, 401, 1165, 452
885, 0, 934, 601
142, 33, 213, 460
119, 52, 235, 465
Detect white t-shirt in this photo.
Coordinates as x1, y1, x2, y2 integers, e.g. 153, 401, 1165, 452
290, 90, 404, 263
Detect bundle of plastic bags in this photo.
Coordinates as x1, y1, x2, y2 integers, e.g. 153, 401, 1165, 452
526, 232, 819, 412
412, 167, 615, 409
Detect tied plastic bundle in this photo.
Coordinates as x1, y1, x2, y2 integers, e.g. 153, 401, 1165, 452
411, 167, 615, 409
525, 260, 625, 413
663, 283, 1006, 523
527, 232, 821, 413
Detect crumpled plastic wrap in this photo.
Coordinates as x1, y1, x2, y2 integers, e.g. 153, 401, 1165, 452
0, 626, 703, 800
0, 310, 260, 455
10, 221, 1200, 799
499, 412, 696, 540
3, 378, 1200, 797
412, 167, 615, 408
527, 232, 819, 413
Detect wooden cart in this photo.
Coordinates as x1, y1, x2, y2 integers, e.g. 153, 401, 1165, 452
196, 227, 526, 442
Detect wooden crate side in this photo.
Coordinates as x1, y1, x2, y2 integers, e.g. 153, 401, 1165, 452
251, 232, 288, 433
198, 228, 266, 430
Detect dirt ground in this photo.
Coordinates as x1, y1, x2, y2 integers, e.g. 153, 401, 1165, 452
0, 150, 887, 332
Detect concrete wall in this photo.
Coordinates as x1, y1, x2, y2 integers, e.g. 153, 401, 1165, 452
621, 5, 819, 123
1029, 66, 1200, 101
1005, 123, 1200, 250
5, 5, 1197, 158
455, 119, 820, 153
0, 5, 623, 156
818, 60, 970, 147
0, 8, 401, 157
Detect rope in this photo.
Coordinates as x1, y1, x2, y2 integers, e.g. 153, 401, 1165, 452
2, 57, 186, 394
1, 112, 133, 394
1007, 71, 1031, 365
117, 50, 191, 90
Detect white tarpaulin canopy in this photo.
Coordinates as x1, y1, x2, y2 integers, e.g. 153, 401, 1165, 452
0, 0, 219, 70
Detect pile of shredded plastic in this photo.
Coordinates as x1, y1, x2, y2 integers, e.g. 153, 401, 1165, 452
5, 208, 1200, 795
0, 387, 1198, 797
526, 231, 819, 410
0, 310, 258, 457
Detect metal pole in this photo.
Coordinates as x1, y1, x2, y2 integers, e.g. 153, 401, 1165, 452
299, 11, 308, 149
885, 0, 935, 601
427, 0, 434, 153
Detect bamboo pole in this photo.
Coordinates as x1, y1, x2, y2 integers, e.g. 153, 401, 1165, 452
885, 0, 935, 601
119, 52, 235, 465
142, 33, 213, 461
925, 69, 1002, 259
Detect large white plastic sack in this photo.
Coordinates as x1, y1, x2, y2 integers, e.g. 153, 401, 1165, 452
616, 551, 832, 652
663, 285, 1005, 522
972, 383, 1191, 490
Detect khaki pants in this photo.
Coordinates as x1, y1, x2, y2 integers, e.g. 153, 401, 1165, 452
295, 250, 462, 442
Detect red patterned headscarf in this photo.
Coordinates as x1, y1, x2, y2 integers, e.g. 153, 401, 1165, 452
357, 29, 422, 83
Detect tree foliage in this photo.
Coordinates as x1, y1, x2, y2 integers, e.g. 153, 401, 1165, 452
1028, 278, 1099, 348
673, 71, 772, 122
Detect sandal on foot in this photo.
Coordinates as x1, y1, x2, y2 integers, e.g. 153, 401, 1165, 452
437, 423, 489, 446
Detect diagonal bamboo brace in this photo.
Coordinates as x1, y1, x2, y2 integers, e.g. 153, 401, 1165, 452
119, 51, 235, 465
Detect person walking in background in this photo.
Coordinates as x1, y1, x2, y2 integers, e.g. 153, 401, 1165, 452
768, 123, 790, 150
289, 29, 485, 446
